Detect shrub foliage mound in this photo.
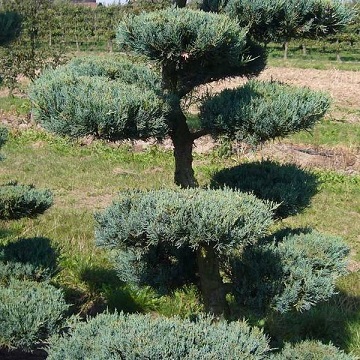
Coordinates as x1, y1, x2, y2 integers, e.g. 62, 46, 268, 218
0, 279, 68, 350
229, 230, 349, 313
0, 237, 58, 283
0, 182, 53, 220
46, 312, 357, 360
29, 56, 168, 140
270, 340, 356, 360
96, 189, 349, 315
47, 312, 270, 360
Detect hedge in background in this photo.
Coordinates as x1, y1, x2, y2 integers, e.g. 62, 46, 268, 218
46, 312, 270, 360
0, 279, 68, 351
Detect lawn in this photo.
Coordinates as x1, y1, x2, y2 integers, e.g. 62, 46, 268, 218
0, 62, 359, 356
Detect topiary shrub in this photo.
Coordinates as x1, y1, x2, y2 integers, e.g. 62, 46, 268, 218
0, 181, 53, 220
199, 80, 330, 145
0, 237, 58, 282
29, 56, 168, 140
229, 231, 349, 313
0, 278, 68, 351
46, 312, 270, 360
271, 340, 357, 359
95, 188, 275, 314
211, 161, 319, 218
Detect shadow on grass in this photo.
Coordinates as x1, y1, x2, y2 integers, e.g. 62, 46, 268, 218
211, 161, 319, 219
78, 266, 144, 315
0, 237, 59, 281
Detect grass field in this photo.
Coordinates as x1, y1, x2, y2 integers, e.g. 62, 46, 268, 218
0, 59, 359, 356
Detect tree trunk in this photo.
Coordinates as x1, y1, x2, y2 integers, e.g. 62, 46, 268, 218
172, 0, 187, 7
302, 43, 306, 56
162, 62, 198, 188
170, 109, 198, 188
283, 41, 289, 60
196, 244, 228, 316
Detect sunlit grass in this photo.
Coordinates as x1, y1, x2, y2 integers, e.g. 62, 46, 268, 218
0, 126, 359, 354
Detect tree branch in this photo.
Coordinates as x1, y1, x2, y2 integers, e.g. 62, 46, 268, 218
191, 128, 209, 140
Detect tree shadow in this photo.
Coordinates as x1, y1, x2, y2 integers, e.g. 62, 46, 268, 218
79, 266, 144, 315
0, 237, 58, 281
211, 161, 319, 219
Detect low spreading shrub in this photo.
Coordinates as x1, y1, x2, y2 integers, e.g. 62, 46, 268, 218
47, 312, 270, 360
0, 279, 68, 350
0, 182, 53, 220
272, 340, 357, 359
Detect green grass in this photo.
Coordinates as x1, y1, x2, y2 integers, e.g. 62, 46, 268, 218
0, 129, 359, 353
267, 43, 360, 71
0, 96, 30, 115
287, 119, 360, 148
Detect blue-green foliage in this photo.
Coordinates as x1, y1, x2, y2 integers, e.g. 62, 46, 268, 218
0, 181, 53, 220
271, 340, 357, 360
29, 56, 168, 140
203, 0, 354, 44
200, 80, 330, 145
0, 237, 58, 283
96, 189, 273, 289
229, 231, 349, 313
0, 279, 68, 350
66, 56, 161, 92
117, 7, 266, 92
211, 161, 318, 218
95, 188, 275, 290
118, 8, 248, 66
46, 312, 270, 360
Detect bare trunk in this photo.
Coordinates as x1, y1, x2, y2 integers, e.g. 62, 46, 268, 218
170, 109, 198, 188
162, 62, 198, 188
302, 43, 306, 56
172, 0, 187, 7
197, 244, 228, 316
284, 41, 289, 60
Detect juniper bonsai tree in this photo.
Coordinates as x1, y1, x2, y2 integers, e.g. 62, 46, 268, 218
29, 3, 351, 317
28, 3, 350, 188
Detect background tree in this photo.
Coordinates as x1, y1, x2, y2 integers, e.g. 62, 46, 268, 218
0, 0, 65, 93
